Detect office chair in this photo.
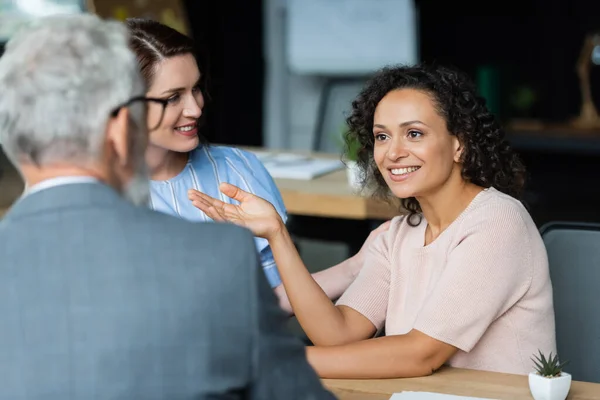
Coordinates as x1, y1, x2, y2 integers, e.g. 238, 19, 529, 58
540, 221, 600, 383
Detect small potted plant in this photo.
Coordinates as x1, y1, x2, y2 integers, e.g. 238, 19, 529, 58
529, 350, 571, 400
343, 134, 362, 190
332, 125, 362, 190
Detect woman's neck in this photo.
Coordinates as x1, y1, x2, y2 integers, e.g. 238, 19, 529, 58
146, 145, 189, 181
416, 172, 483, 243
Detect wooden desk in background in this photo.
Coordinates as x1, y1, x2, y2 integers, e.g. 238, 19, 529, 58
323, 367, 600, 400
238, 146, 401, 221
274, 168, 400, 220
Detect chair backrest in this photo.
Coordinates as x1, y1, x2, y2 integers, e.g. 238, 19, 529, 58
313, 79, 365, 152
541, 221, 600, 383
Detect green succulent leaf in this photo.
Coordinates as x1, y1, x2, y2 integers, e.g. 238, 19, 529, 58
531, 350, 569, 378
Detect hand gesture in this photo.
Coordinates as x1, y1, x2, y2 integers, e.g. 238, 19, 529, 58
188, 182, 284, 239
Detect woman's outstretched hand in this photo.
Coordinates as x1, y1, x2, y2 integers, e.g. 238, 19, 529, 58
188, 182, 283, 239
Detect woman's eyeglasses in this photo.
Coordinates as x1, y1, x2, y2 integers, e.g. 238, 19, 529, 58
110, 96, 168, 132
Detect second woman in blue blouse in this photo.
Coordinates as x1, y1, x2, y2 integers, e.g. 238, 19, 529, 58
125, 18, 389, 313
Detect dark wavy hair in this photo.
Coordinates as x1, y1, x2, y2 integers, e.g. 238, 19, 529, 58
125, 18, 196, 87
345, 63, 526, 226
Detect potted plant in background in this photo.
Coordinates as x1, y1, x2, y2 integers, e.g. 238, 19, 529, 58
529, 350, 571, 400
343, 133, 362, 190
331, 124, 362, 190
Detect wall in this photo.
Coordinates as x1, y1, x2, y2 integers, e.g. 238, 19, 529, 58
263, 0, 314, 150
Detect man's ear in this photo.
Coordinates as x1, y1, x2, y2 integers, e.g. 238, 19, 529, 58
105, 107, 130, 167
453, 136, 463, 163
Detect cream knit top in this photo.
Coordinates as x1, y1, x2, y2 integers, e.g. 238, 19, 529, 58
336, 187, 557, 374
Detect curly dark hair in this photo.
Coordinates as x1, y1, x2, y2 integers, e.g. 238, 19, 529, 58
345, 63, 526, 226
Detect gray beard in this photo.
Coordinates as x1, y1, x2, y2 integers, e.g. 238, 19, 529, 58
123, 168, 151, 207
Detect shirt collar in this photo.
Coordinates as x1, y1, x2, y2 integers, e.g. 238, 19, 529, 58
24, 176, 100, 197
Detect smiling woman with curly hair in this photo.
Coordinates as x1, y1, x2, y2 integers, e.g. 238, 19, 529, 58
188, 63, 557, 379
346, 64, 527, 225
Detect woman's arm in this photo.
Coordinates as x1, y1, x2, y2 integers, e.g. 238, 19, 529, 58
306, 330, 458, 379
188, 184, 379, 345
274, 220, 391, 315
274, 256, 357, 315
269, 226, 379, 345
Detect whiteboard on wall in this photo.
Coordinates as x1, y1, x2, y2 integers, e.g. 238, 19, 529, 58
286, 0, 418, 76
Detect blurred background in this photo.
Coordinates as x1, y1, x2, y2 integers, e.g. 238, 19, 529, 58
2, 0, 600, 262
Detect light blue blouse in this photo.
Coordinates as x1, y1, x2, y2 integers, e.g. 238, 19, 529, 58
149, 145, 287, 287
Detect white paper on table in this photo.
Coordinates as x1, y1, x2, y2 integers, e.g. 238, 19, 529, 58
389, 392, 497, 400
251, 151, 344, 180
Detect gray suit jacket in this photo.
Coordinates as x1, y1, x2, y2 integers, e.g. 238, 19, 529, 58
0, 182, 335, 400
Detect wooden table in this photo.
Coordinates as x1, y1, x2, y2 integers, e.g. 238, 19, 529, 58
274, 168, 400, 220
323, 367, 600, 399
239, 146, 401, 220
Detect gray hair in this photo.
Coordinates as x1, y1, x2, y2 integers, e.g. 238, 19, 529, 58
0, 13, 145, 166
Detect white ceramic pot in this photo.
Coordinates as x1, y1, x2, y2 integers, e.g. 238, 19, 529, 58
528, 371, 571, 400
345, 160, 362, 190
